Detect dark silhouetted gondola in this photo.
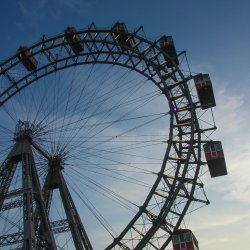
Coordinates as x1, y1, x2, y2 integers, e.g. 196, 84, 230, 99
194, 74, 216, 110
65, 27, 84, 54
112, 22, 132, 50
17, 46, 38, 71
204, 141, 227, 178
160, 35, 179, 67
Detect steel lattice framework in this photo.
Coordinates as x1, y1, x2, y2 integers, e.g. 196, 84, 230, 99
0, 23, 215, 249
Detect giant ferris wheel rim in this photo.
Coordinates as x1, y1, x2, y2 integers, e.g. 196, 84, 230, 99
0, 23, 205, 249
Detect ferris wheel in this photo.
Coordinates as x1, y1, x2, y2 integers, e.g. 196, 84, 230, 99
0, 22, 226, 249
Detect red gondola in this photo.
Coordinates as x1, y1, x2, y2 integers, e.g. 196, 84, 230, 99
17, 46, 38, 72
64, 27, 84, 54
159, 35, 179, 67
203, 141, 227, 178
112, 22, 132, 50
194, 74, 216, 110
172, 229, 199, 250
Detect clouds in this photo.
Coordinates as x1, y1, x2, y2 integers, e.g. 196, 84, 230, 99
193, 209, 250, 232
18, 0, 48, 17
192, 206, 250, 249
214, 89, 245, 136
1, 1, 250, 248
207, 87, 250, 205
186, 58, 250, 249
189, 57, 250, 206
17, 0, 97, 20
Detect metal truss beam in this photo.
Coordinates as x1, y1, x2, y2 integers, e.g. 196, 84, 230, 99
3, 188, 31, 199
1, 199, 23, 211
51, 219, 70, 234
0, 25, 210, 249
0, 220, 70, 247
0, 232, 23, 247
0, 158, 18, 210
57, 168, 93, 250
31, 142, 93, 249
0, 140, 57, 250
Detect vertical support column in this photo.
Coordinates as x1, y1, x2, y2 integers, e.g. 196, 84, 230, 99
29, 154, 57, 250
0, 159, 17, 210
57, 169, 93, 250
31, 141, 93, 249
33, 166, 53, 231
41, 167, 54, 213
22, 152, 36, 250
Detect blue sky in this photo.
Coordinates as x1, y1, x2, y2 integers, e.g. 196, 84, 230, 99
0, 0, 250, 249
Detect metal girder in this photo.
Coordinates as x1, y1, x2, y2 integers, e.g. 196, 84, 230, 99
0, 28, 171, 106
21, 148, 37, 249
30, 162, 57, 249
0, 220, 70, 247
0, 232, 23, 247
0, 25, 211, 249
0, 140, 57, 250
41, 36, 57, 68
3, 188, 31, 199
51, 219, 70, 234
0, 158, 18, 210
31, 141, 93, 249
57, 168, 93, 250
1, 199, 23, 211
1, 69, 16, 84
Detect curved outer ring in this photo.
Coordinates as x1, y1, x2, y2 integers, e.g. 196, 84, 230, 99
0, 28, 203, 249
